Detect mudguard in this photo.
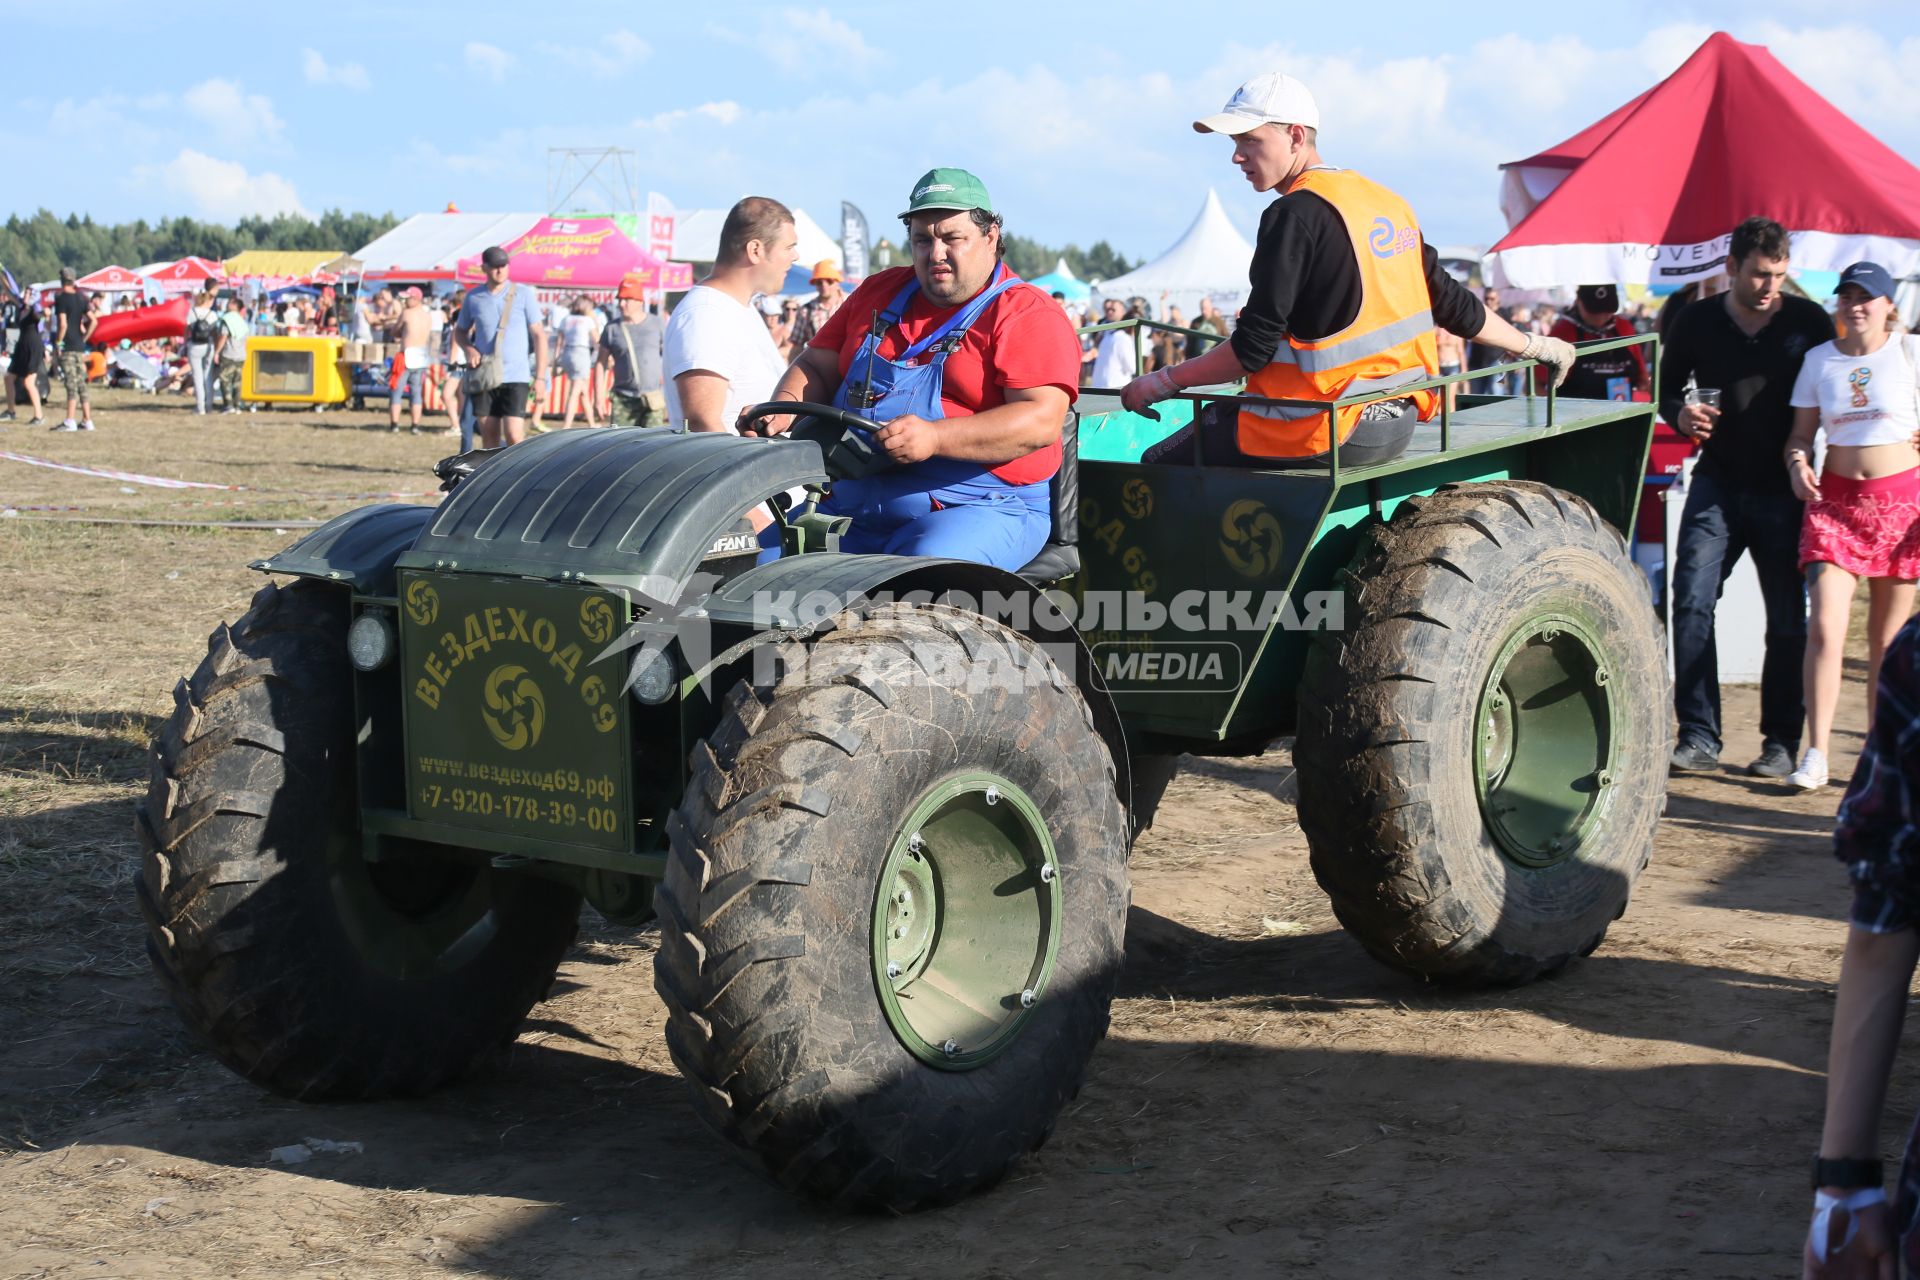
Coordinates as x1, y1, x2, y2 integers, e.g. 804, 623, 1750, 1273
250, 502, 437, 596
397, 428, 829, 591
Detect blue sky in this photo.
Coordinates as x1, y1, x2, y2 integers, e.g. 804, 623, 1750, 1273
10, 1, 1920, 260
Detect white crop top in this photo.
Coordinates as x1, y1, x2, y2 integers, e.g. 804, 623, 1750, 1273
1790, 334, 1920, 448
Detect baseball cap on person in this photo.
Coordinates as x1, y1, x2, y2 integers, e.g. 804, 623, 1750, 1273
403, 286, 424, 300
1576, 284, 1621, 314
1837, 261, 1896, 301
810, 259, 842, 283
1193, 71, 1320, 135
480, 245, 511, 269
898, 168, 994, 219
616, 272, 648, 301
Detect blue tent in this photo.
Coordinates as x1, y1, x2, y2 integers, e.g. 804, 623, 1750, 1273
1027, 271, 1089, 300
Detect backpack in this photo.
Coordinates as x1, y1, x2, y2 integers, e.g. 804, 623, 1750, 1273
188, 309, 217, 345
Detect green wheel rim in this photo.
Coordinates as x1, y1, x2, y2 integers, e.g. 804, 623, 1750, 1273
871, 772, 1062, 1071
1472, 613, 1617, 869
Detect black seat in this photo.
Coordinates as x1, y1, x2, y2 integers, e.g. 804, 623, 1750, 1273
1017, 412, 1080, 584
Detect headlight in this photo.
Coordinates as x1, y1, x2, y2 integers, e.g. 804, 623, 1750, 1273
629, 646, 676, 704
348, 611, 396, 672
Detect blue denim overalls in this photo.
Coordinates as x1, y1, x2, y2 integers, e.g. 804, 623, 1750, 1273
764, 265, 1053, 571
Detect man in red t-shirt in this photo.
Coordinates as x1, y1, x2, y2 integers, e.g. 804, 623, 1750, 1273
1533, 284, 1649, 400
757, 168, 1080, 571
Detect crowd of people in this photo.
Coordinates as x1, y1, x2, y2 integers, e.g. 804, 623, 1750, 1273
0, 268, 671, 445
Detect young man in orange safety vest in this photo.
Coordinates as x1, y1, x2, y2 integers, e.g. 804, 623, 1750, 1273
1122, 72, 1576, 467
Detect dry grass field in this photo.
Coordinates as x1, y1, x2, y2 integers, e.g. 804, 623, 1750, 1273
0, 388, 1905, 1277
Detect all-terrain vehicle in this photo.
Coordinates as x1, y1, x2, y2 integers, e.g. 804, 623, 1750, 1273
136, 332, 1667, 1210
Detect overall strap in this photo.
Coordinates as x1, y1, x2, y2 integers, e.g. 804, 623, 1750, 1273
900, 264, 1017, 361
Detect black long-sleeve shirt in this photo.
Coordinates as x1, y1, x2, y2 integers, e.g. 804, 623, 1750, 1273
1655, 293, 1834, 498
1229, 183, 1486, 374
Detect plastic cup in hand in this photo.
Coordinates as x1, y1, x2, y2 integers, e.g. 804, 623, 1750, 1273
1687, 387, 1722, 412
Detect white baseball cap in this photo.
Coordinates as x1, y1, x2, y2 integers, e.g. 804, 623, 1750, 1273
1193, 71, 1320, 135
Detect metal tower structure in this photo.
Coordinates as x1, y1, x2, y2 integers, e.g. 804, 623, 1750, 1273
546, 147, 639, 217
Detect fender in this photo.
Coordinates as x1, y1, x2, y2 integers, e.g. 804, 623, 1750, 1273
696, 553, 1135, 831
250, 502, 437, 596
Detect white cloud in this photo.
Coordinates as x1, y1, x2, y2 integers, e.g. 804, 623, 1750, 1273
765, 8, 882, 74
181, 79, 286, 149
465, 42, 514, 84
634, 100, 743, 130
538, 29, 651, 77
302, 48, 371, 92
138, 149, 308, 221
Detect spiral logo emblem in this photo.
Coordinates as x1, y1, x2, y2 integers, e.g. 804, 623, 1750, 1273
404, 579, 440, 626
579, 595, 617, 644
1219, 500, 1284, 578
481, 664, 546, 751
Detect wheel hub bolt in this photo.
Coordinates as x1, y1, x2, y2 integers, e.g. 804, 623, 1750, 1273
941, 1039, 959, 1057
984, 785, 1000, 805
886, 961, 902, 979
897, 889, 912, 905
1039, 863, 1057, 883
1020, 989, 1036, 1009
894, 925, 908, 939
908, 833, 925, 854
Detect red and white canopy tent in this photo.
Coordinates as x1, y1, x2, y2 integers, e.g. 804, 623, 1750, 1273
1484, 32, 1920, 289
148, 256, 226, 294
73, 265, 151, 293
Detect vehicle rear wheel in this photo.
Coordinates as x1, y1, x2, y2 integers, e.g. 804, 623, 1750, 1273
1295, 481, 1668, 985
135, 580, 582, 1098
654, 603, 1129, 1210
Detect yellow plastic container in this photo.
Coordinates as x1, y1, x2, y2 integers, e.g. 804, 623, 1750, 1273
243, 336, 350, 404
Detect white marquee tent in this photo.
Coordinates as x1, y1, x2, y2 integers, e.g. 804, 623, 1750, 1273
669, 207, 843, 272
353, 212, 546, 279
1090, 190, 1253, 318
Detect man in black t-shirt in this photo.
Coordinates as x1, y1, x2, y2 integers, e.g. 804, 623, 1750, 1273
50, 268, 94, 431
1659, 217, 1836, 778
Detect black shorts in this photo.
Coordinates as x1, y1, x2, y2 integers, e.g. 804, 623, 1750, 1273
7, 345, 42, 376
476, 382, 531, 420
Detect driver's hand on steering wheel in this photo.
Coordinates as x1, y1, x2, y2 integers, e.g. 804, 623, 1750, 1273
875, 413, 938, 464
739, 400, 801, 437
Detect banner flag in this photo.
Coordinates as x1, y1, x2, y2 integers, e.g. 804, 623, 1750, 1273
840, 202, 870, 282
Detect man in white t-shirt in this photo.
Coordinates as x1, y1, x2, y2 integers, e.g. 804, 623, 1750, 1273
663, 196, 799, 431
1089, 297, 1135, 387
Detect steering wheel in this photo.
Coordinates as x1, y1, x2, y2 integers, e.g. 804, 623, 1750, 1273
737, 401, 895, 481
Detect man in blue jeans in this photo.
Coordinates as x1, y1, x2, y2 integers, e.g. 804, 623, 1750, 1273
1660, 217, 1835, 776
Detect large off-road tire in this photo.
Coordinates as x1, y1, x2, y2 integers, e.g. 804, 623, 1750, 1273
135, 579, 582, 1099
1295, 481, 1668, 985
654, 603, 1129, 1210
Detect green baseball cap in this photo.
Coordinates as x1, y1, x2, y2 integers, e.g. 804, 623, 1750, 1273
898, 167, 994, 219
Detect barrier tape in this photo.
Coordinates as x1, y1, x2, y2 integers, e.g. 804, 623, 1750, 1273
0, 450, 435, 500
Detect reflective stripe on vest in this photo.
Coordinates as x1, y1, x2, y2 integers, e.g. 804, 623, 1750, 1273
1239, 168, 1441, 458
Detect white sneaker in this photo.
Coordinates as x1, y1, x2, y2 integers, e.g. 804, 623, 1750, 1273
79, 419, 94, 430
1788, 748, 1829, 791
51, 419, 78, 431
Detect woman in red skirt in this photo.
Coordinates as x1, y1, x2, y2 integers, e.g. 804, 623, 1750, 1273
1784, 261, 1920, 790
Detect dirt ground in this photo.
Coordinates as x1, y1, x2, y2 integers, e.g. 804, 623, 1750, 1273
0, 390, 1903, 1277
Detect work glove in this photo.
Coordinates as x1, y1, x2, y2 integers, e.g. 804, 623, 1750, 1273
1120, 367, 1179, 417
1521, 332, 1578, 390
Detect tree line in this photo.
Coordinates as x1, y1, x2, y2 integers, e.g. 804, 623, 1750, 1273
0, 210, 401, 287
